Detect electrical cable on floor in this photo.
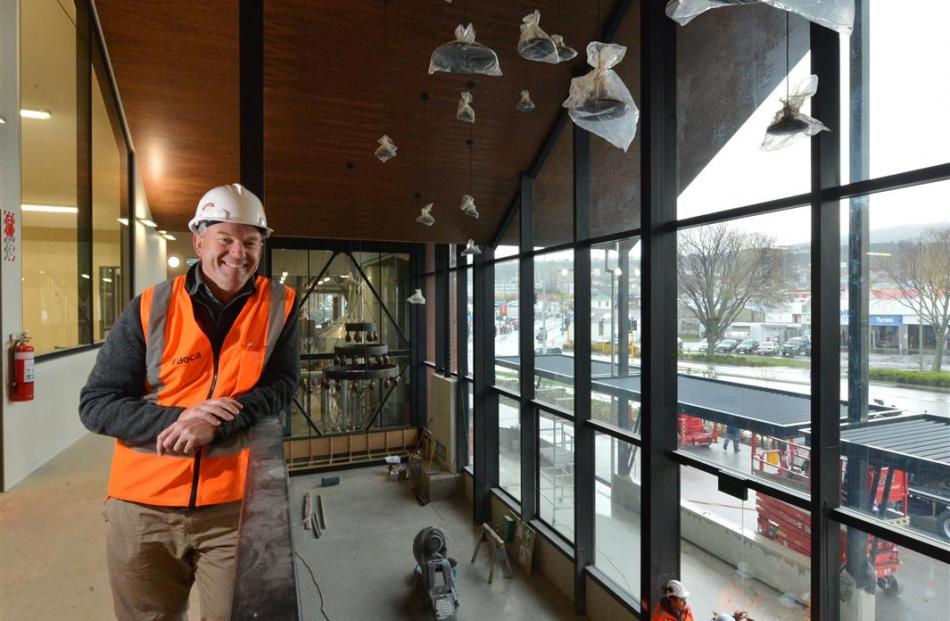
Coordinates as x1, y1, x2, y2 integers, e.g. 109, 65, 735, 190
295, 551, 332, 621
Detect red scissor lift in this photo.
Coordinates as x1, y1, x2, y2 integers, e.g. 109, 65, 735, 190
751, 437, 906, 594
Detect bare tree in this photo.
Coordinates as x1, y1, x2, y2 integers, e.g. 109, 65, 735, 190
884, 227, 950, 372
678, 224, 787, 356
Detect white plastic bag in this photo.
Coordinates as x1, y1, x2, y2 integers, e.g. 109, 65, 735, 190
461, 239, 481, 256
456, 91, 475, 124
666, 0, 854, 34
562, 42, 639, 151
551, 34, 577, 62
374, 135, 397, 162
416, 203, 435, 226
518, 10, 559, 63
460, 194, 479, 218
428, 24, 503, 76
517, 90, 535, 113
761, 74, 829, 151
407, 289, 426, 304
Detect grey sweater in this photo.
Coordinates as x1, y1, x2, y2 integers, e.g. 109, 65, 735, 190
79, 272, 299, 445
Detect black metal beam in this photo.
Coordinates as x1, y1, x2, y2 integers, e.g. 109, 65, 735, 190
810, 20, 842, 621
640, 1, 679, 613
435, 245, 450, 373
572, 125, 594, 614
410, 243, 426, 430
473, 249, 497, 524
519, 173, 538, 520
455, 247, 470, 471
76, 1, 92, 346
239, 0, 263, 198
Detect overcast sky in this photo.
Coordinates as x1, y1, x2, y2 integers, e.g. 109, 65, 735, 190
678, 1, 950, 246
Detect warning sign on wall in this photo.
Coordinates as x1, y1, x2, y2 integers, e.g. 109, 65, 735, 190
3, 210, 15, 262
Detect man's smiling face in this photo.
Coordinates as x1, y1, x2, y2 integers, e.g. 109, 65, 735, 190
193, 222, 263, 301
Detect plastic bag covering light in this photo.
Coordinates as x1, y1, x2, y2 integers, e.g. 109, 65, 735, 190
460, 194, 479, 219
428, 24, 503, 76
457, 91, 475, 124
518, 10, 559, 64
461, 239, 481, 256
562, 42, 640, 151
517, 89, 536, 113
407, 289, 426, 304
375, 135, 397, 162
761, 74, 829, 151
551, 34, 578, 62
417, 203, 435, 226
665, 0, 854, 33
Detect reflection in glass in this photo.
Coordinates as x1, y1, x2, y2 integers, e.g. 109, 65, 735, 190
534, 250, 574, 412
594, 432, 640, 600
494, 260, 519, 391
499, 395, 521, 500
538, 412, 575, 541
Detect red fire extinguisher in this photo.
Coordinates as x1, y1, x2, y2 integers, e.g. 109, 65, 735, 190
11, 332, 35, 401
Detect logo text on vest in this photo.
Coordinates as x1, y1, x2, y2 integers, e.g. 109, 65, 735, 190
173, 352, 203, 365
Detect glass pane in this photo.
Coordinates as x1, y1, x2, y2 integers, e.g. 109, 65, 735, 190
538, 411, 574, 541
496, 207, 520, 259
271, 249, 332, 355
425, 274, 435, 363
677, 7, 811, 219
840, 181, 950, 546
20, 0, 79, 354
499, 395, 521, 501
534, 128, 573, 249
677, 207, 812, 493
588, 7, 641, 239
680, 467, 810, 621
841, 1, 950, 183
835, 520, 949, 618
591, 238, 642, 434
449, 270, 457, 373
466, 267, 474, 377
91, 67, 127, 342
465, 381, 474, 469
594, 432, 640, 600
534, 250, 574, 412
494, 259, 519, 391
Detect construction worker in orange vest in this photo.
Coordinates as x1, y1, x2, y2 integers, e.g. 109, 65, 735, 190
80, 184, 298, 620
651, 579, 696, 621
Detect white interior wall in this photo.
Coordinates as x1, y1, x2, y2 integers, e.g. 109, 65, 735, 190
133, 171, 167, 294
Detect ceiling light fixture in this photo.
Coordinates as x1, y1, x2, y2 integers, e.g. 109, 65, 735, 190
20, 109, 52, 120
80, 273, 91, 280
138, 218, 157, 228
162, 234, 176, 241
167, 256, 181, 269
21, 204, 78, 214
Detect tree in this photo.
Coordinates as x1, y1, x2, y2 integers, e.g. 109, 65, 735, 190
678, 224, 787, 356
884, 226, 950, 372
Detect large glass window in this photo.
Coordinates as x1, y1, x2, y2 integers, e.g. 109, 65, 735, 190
840, 181, 950, 545
539, 411, 575, 541
533, 250, 574, 412
594, 432, 640, 600
591, 238, 642, 433
91, 66, 127, 342
496, 207, 520, 259
676, 6, 811, 219
498, 395, 521, 500
677, 208, 812, 492
493, 260, 519, 391
680, 467, 810, 621
20, 0, 80, 354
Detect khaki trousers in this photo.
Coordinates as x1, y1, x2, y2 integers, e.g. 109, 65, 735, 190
103, 497, 241, 621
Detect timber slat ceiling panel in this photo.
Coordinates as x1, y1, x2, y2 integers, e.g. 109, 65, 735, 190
96, 0, 620, 242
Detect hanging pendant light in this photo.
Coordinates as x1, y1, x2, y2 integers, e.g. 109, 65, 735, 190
375, 1, 398, 161
461, 239, 481, 255
551, 34, 577, 62
375, 135, 397, 162
416, 203, 435, 226
517, 89, 536, 112
461, 137, 478, 218
429, 23, 503, 75
517, 10, 559, 63
407, 289, 426, 304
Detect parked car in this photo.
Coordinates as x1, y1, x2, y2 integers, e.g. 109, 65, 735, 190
735, 339, 759, 355
756, 341, 779, 355
715, 339, 738, 353
696, 341, 709, 353
781, 337, 811, 357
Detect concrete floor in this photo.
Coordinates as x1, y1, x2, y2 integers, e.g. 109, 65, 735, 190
289, 466, 585, 621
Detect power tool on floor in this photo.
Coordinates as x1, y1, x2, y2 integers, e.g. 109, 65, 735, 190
412, 526, 460, 621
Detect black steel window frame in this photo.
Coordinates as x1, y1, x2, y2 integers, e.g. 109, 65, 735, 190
34, 1, 135, 361
465, 1, 950, 618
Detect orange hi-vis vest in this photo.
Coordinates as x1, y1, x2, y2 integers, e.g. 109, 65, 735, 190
107, 274, 295, 508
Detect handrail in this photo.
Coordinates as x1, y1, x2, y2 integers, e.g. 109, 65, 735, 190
231, 416, 299, 620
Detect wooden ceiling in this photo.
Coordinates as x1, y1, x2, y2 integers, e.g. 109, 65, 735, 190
95, 0, 622, 243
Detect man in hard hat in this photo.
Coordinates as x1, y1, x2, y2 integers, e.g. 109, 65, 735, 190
651, 579, 695, 621
80, 183, 299, 620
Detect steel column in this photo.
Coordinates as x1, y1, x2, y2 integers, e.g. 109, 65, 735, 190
456, 247, 470, 471
639, 0, 680, 612
473, 249, 497, 523
435, 244, 450, 373
519, 173, 538, 519
572, 125, 594, 613
76, 1, 92, 346
410, 243, 427, 429
810, 21, 842, 621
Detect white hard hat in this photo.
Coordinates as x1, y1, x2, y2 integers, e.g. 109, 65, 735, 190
713, 615, 735, 621
664, 579, 690, 599
188, 183, 272, 237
